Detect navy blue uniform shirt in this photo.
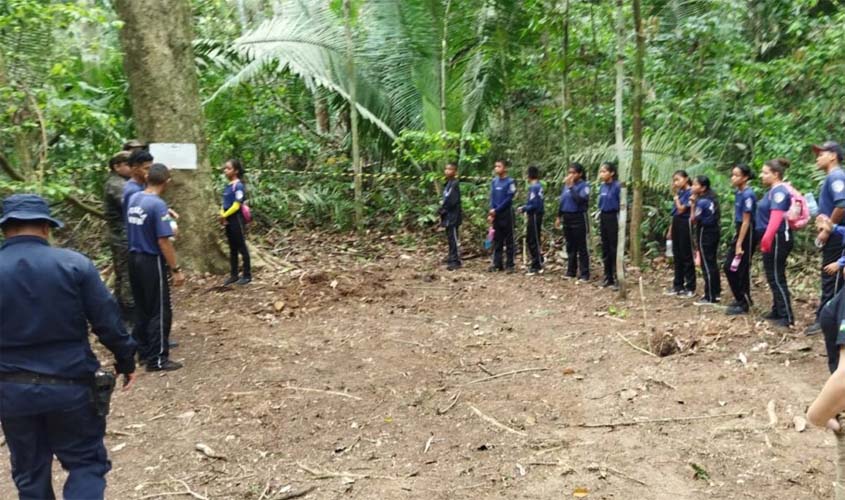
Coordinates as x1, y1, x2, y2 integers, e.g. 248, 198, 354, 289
223, 180, 246, 212
0, 236, 136, 417
490, 177, 516, 214
122, 179, 144, 217
127, 192, 174, 255
693, 196, 718, 227
559, 180, 590, 214
671, 188, 692, 217
819, 167, 845, 217
598, 180, 621, 212
522, 182, 545, 214
756, 184, 791, 233
734, 186, 756, 224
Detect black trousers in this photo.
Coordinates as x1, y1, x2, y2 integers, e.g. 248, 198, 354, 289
492, 210, 515, 270
671, 215, 695, 292
129, 253, 172, 367
724, 223, 756, 307
225, 213, 252, 278
445, 224, 461, 266
816, 236, 845, 320
526, 212, 543, 270
563, 212, 589, 279
697, 225, 721, 301
762, 231, 794, 324
600, 211, 618, 282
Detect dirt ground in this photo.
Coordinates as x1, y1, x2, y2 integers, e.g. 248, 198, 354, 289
0, 231, 841, 499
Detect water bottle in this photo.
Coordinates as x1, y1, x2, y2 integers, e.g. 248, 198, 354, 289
806, 192, 819, 217
665, 239, 673, 258
730, 254, 742, 272
484, 227, 495, 250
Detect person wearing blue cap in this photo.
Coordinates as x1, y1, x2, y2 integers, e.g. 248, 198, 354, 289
0, 194, 138, 500
806, 141, 845, 336
126, 164, 185, 372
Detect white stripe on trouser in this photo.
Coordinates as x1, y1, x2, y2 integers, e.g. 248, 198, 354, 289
699, 230, 711, 299
156, 258, 165, 368
773, 232, 792, 324
452, 226, 460, 263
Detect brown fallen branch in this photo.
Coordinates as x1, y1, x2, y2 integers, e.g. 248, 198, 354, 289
462, 368, 549, 386
436, 391, 461, 415
284, 385, 362, 401
607, 466, 648, 486
615, 331, 657, 358
277, 486, 316, 500
574, 410, 748, 428
296, 462, 396, 481
139, 479, 208, 500
468, 404, 527, 437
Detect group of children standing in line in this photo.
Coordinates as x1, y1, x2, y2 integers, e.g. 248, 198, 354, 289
438, 141, 845, 332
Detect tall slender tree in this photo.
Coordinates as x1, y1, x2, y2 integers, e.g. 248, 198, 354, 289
629, 0, 646, 266
342, 0, 363, 229
614, 0, 628, 297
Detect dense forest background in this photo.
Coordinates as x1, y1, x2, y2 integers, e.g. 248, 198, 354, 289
1, 0, 843, 262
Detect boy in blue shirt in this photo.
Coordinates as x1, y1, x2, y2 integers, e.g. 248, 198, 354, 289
122, 149, 153, 220
439, 162, 462, 271
488, 160, 517, 273
556, 162, 591, 281
127, 164, 185, 372
518, 165, 544, 274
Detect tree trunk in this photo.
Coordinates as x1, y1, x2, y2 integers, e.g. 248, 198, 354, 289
314, 89, 330, 135
629, 0, 645, 267
114, 0, 224, 272
614, 0, 628, 298
342, 0, 363, 230
440, 0, 451, 134
560, 0, 570, 164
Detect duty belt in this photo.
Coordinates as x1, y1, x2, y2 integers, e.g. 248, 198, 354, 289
0, 371, 92, 386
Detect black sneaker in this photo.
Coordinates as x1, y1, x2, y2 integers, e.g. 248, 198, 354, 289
146, 359, 183, 372
563, 273, 576, 280
446, 264, 461, 271
236, 277, 252, 285
505, 267, 516, 274
677, 290, 695, 298
761, 311, 782, 321
725, 305, 748, 316
773, 318, 794, 328
488, 266, 503, 272
223, 275, 238, 286
663, 288, 681, 296
804, 322, 822, 336
726, 300, 742, 308
601, 278, 616, 288
578, 276, 590, 282
169, 340, 179, 348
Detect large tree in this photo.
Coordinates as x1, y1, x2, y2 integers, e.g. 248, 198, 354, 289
114, 0, 222, 272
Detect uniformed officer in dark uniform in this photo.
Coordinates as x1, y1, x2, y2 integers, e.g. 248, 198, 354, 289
103, 151, 134, 324
0, 194, 138, 500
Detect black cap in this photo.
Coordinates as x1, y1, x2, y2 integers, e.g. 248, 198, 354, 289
812, 141, 844, 162
0, 194, 64, 228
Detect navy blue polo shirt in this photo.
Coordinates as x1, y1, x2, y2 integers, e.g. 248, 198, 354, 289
671, 188, 692, 217
523, 182, 544, 214
223, 181, 246, 211
694, 196, 718, 226
122, 179, 144, 217
559, 180, 590, 213
490, 177, 516, 214
0, 236, 136, 417
756, 184, 791, 233
734, 187, 756, 224
599, 180, 621, 212
127, 192, 174, 255
819, 167, 845, 217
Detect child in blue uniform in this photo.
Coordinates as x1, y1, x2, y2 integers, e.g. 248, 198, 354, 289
488, 160, 517, 272
757, 158, 794, 327
220, 159, 252, 285
518, 165, 544, 274
598, 162, 621, 288
439, 162, 462, 271
690, 175, 720, 305
666, 170, 695, 297
556, 163, 591, 281
724, 164, 757, 315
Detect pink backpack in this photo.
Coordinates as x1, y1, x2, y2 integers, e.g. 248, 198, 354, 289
783, 182, 809, 230
240, 202, 252, 224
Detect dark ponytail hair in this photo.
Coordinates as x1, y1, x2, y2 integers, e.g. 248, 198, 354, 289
600, 161, 618, 179
227, 158, 245, 183
569, 162, 586, 180
764, 158, 790, 179
733, 162, 753, 180
673, 169, 691, 187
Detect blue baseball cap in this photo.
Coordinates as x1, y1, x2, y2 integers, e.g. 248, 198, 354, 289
0, 194, 64, 228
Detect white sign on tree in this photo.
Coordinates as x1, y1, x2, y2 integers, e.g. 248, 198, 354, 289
149, 143, 197, 170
